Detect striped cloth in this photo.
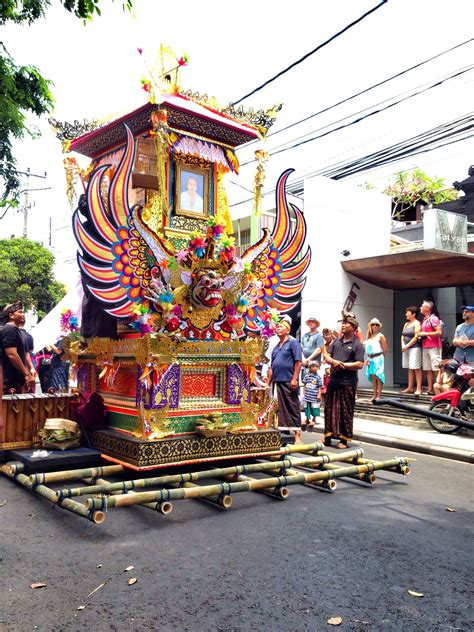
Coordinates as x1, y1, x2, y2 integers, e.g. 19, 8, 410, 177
303, 373, 322, 402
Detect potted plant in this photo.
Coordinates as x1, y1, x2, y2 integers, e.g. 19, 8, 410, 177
383, 169, 459, 223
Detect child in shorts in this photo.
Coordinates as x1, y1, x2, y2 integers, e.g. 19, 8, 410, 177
302, 361, 322, 431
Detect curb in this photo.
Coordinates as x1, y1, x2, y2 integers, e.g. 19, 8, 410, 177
351, 431, 474, 464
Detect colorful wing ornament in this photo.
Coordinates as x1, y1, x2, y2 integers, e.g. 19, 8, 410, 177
73, 125, 173, 318
244, 169, 311, 330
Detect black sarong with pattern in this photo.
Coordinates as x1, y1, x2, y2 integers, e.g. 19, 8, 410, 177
324, 383, 356, 441
275, 382, 301, 428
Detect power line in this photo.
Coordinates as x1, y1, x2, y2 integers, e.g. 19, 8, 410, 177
230, 0, 388, 105
228, 116, 473, 207
264, 37, 473, 141
238, 65, 472, 166
290, 114, 473, 182
328, 120, 474, 179
321, 114, 473, 176
259, 67, 473, 160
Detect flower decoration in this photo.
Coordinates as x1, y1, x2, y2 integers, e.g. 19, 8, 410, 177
176, 248, 190, 264
129, 304, 156, 335
177, 53, 189, 67
140, 77, 152, 93
159, 290, 174, 303
188, 234, 206, 258
60, 309, 79, 334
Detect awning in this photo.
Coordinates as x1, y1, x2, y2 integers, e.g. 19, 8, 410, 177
341, 245, 474, 289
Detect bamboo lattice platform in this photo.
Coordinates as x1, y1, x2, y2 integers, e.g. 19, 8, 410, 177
0, 442, 413, 526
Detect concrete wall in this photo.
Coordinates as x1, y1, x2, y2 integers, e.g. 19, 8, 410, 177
302, 177, 394, 387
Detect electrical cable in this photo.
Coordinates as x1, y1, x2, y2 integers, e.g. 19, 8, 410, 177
330, 126, 474, 179
228, 115, 473, 207
322, 114, 473, 178
240, 67, 473, 164
291, 114, 473, 182
230, 0, 388, 105
264, 37, 473, 140
238, 65, 473, 166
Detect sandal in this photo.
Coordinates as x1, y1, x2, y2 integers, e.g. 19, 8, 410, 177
414, 390, 422, 396
400, 389, 415, 394
336, 442, 348, 449
323, 438, 332, 447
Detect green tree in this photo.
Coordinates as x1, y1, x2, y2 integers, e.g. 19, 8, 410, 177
0, 0, 132, 206
0, 237, 66, 318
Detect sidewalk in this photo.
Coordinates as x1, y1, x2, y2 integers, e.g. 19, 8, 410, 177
303, 416, 474, 464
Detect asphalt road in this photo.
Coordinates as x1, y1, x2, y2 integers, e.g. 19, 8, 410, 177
0, 443, 472, 632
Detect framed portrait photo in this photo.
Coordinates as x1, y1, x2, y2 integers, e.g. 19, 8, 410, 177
175, 163, 209, 218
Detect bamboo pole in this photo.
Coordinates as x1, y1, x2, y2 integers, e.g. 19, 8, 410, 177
305, 451, 411, 476
58, 450, 362, 499
181, 482, 233, 509
1, 462, 104, 524
81, 477, 173, 515
29, 464, 124, 485
257, 466, 338, 491
85, 458, 406, 511
224, 474, 289, 499
279, 441, 325, 455
356, 457, 412, 476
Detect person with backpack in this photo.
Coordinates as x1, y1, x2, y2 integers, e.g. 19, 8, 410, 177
418, 300, 443, 395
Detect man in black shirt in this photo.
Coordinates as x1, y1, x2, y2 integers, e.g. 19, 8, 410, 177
324, 314, 364, 448
1, 301, 36, 393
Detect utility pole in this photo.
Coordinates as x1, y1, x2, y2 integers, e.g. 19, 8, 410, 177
18, 168, 48, 238
23, 168, 30, 238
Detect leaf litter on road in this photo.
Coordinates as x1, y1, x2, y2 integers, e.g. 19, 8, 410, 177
124, 565, 134, 572
407, 589, 424, 597
327, 616, 343, 625
128, 578, 137, 585
30, 583, 47, 589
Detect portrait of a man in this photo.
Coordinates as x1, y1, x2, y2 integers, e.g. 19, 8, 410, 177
180, 171, 204, 213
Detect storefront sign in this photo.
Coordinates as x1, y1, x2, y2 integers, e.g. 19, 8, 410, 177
424, 208, 467, 254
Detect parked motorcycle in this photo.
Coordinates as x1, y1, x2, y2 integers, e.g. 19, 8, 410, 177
428, 362, 474, 434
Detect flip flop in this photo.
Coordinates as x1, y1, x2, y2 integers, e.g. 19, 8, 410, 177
336, 442, 348, 449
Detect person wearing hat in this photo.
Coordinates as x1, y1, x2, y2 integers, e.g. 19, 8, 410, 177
267, 315, 303, 444
301, 317, 324, 367
324, 314, 364, 448
364, 318, 387, 402
452, 306, 474, 366
0, 301, 36, 393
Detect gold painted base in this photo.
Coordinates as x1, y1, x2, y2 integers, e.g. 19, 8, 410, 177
91, 428, 282, 469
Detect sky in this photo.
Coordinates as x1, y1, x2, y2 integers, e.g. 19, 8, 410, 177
2, 0, 473, 283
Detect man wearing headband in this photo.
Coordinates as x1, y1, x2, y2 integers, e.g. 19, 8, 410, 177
267, 315, 303, 444
324, 314, 364, 448
1, 301, 36, 393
